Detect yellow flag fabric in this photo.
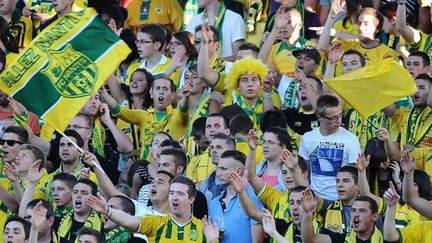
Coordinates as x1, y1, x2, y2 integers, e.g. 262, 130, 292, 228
0, 8, 131, 132
325, 59, 417, 118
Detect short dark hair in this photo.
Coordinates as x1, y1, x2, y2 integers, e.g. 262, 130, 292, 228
27, 199, 54, 219
207, 113, 229, 129
289, 186, 316, 197
316, 95, 340, 116
212, 133, 236, 149
261, 109, 287, 132
101, 4, 125, 28
342, 49, 366, 67
229, 114, 253, 136
355, 195, 378, 214
53, 173, 77, 190
191, 117, 207, 139
220, 150, 246, 165
110, 195, 136, 215
337, 166, 358, 185
194, 24, 220, 42
171, 31, 198, 60
75, 179, 98, 196
62, 129, 84, 148
4, 216, 31, 240
4, 126, 28, 144
140, 24, 166, 51
170, 176, 197, 198
157, 170, 175, 182
160, 148, 187, 172
152, 74, 177, 92
408, 51, 430, 68
265, 126, 291, 149
415, 73, 432, 85
77, 227, 106, 243
160, 139, 182, 150
19, 144, 46, 170
238, 42, 260, 55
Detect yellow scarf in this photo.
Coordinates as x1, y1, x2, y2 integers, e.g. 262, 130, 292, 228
283, 220, 320, 242
344, 227, 383, 243
322, 200, 346, 234
58, 210, 103, 241
91, 118, 106, 157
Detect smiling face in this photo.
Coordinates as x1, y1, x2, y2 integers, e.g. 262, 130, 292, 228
351, 200, 378, 233
150, 78, 174, 112
169, 183, 194, 218
72, 183, 93, 215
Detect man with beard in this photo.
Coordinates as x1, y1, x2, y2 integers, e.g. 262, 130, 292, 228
34, 130, 97, 203
301, 189, 383, 243
87, 176, 208, 242
0, 91, 40, 135
209, 150, 265, 242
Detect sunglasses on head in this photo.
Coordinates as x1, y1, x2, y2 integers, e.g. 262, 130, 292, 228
0, 139, 24, 146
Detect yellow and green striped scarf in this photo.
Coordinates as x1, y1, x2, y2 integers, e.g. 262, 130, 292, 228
58, 210, 103, 241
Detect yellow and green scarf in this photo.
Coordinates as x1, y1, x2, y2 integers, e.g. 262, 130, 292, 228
283, 220, 320, 242
235, 94, 263, 134
105, 226, 132, 243
344, 226, 383, 243
202, 2, 227, 57
406, 107, 432, 146
322, 199, 346, 234
185, 93, 211, 138
58, 210, 103, 241
91, 118, 106, 157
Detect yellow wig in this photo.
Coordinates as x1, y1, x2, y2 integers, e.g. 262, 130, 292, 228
225, 56, 268, 92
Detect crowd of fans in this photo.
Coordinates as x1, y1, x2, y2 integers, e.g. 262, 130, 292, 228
1, 0, 432, 242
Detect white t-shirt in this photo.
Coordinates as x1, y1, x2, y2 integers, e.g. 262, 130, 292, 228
299, 127, 360, 201
186, 9, 246, 58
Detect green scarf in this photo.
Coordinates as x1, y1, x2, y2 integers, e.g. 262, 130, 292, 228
184, 0, 199, 29
58, 210, 103, 241
105, 226, 132, 243
185, 93, 210, 137
283, 80, 298, 109
202, 2, 226, 57
235, 94, 263, 132
91, 118, 105, 157
344, 226, 383, 243
406, 107, 432, 146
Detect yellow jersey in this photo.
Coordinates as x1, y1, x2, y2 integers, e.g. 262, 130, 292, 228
397, 221, 432, 243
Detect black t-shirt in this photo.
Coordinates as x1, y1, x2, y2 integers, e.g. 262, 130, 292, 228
282, 108, 319, 135
69, 218, 85, 242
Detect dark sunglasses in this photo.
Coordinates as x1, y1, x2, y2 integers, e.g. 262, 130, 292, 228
0, 139, 24, 146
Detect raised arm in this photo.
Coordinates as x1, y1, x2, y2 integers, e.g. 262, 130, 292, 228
82, 151, 125, 198
0, 181, 18, 213
18, 161, 43, 217
356, 154, 381, 204
87, 193, 140, 231
105, 74, 127, 103
383, 182, 401, 242
301, 188, 331, 243
100, 87, 120, 110
376, 127, 401, 161
261, 208, 288, 243
401, 151, 432, 219
282, 149, 308, 187
395, 0, 419, 44
197, 25, 220, 87
229, 171, 262, 223
98, 103, 133, 154
245, 130, 266, 194
317, 0, 343, 52
28, 201, 47, 243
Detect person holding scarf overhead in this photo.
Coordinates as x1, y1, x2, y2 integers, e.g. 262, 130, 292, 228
219, 56, 274, 136
186, 0, 246, 61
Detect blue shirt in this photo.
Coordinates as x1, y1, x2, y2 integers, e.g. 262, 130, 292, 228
208, 187, 264, 243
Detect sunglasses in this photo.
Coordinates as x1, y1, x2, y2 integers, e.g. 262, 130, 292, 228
0, 139, 24, 146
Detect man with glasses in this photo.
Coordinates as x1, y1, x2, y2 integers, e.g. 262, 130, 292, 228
0, 126, 28, 178
299, 95, 360, 200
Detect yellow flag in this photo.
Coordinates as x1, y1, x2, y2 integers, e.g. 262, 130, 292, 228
325, 59, 417, 118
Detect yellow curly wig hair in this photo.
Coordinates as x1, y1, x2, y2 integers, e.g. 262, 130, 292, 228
225, 56, 268, 92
